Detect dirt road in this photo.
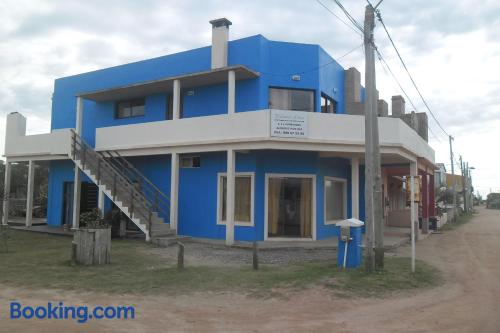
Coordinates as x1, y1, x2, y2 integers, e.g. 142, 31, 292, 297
1, 207, 499, 332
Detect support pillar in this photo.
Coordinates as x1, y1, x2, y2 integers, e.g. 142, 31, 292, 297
410, 161, 419, 241
72, 96, 83, 230
228, 70, 235, 115
2, 160, 11, 226
25, 160, 35, 227
351, 157, 360, 219
429, 174, 436, 217
225, 149, 235, 245
98, 186, 105, 218
173, 79, 181, 120
421, 172, 429, 234
170, 152, 179, 231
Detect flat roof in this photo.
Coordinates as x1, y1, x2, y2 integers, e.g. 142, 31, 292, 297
78, 65, 260, 102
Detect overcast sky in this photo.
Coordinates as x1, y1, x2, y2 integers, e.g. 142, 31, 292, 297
1, 0, 499, 196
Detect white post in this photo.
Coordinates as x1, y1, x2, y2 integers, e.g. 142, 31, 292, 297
173, 79, 181, 120
351, 157, 360, 219
170, 152, 179, 231
2, 160, 11, 226
98, 186, 105, 218
410, 161, 417, 273
228, 70, 235, 115
25, 160, 35, 227
72, 97, 83, 229
226, 149, 235, 245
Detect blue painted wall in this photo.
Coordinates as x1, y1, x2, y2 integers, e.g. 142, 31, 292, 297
46, 33, 361, 240
176, 150, 351, 241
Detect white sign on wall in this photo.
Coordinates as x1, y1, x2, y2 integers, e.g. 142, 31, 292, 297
270, 109, 309, 138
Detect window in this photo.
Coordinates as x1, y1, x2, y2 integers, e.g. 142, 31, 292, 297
116, 98, 145, 119
324, 177, 347, 224
218, 173, 254, 225
321, 93, 337, 113
180, 156, 200, 168
269, 87, 314, 112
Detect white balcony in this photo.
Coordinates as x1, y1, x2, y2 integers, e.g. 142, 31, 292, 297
94, 109, 435, 164
4, 109, 435, 164
4, 112, 72, 161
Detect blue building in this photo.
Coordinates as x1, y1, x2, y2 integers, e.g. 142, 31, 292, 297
3, 18, 436, 244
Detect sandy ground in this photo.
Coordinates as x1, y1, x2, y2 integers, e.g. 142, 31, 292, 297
1, 207, 499, 332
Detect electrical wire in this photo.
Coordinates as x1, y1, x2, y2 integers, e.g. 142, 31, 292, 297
315, 0, 363, 37
376, 10, 450, 137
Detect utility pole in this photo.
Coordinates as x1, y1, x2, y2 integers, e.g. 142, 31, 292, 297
363, 3, 375, 273
449, 136, 456, 221
460, 155, 466, 214
363, 2, 383, 272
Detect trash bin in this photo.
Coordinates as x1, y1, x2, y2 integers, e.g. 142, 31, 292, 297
335, 218, 364, 268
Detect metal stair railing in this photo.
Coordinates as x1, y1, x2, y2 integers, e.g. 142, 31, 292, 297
100, 150, 171, 224
70, 129, 157, 238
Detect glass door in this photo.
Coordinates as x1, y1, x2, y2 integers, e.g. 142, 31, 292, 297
268, 177, 312, 238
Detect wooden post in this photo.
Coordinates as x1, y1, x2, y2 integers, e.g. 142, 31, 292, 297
252, 241, 259, 270
71, 241, 77, 264
177, 242, 184, 270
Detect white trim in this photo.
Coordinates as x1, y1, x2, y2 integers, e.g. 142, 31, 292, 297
324, 176, 348, 225
264, 173, 317, 241
217, 172, 255, 227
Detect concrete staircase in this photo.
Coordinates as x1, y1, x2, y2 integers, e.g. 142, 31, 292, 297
70, 130, 176, 243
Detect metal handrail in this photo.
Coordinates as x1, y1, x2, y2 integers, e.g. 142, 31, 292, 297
70, 130, 163, 237
99, 150, 170, 220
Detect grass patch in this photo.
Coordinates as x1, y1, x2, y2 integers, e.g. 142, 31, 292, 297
440, 213, 474, 231
0, 230, 442, 298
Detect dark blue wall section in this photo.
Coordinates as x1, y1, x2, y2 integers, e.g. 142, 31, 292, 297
46, 33, 363, 241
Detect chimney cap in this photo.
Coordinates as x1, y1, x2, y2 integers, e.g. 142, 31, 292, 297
210, 18, 232, 28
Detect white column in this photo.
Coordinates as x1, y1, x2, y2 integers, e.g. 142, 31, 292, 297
351, 157, 360, 219
228, 70, 235, 115
72, 97, 83, 229
170, 152, 179, 232
410, 160, 417, 272
173, 79, 181, 120
2, 161, 11, 225
25, 160, 35, 227
98, 186, 105, 218
410, 161, 418, 241
226, 149, 235, 245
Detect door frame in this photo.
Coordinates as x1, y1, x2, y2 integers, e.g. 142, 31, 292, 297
264, 173, 316, 241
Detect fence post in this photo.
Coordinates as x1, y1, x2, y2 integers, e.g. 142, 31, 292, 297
252, 241, 259, 270
177, 242, 184, 270
71, 241, 77, 264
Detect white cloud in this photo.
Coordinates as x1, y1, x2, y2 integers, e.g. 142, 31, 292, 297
0, 0, 498, 195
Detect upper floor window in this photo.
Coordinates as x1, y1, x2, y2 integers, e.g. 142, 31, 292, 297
116, 98, 145, 119
321, 93, 337, 114
269, 87, 314, 112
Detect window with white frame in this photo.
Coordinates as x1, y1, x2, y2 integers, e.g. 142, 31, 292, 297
324, 177, 347, 224
180, 156, 200, 168
268, 87, 315, 112
218, 173, 254, 225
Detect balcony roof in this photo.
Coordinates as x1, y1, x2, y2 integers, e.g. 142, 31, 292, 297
77, 65, 260, 102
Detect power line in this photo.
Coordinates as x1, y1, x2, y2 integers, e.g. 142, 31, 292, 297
375, 10, 450, 137
261, 43, 363, 77
315, 0, 363, 37
331, 0, 364, 33
374, 49, 443, 143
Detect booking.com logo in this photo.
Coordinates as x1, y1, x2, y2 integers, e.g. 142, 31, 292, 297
9, 301, 135, 324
